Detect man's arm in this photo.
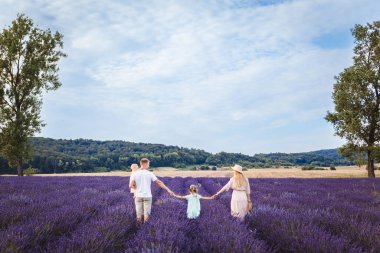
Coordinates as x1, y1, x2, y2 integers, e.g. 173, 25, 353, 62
129, 179, 136, 189
129, 173, 135, 189
155, 179, 173, 195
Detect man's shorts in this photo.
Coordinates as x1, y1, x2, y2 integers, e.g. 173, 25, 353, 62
134, 197, 152, 217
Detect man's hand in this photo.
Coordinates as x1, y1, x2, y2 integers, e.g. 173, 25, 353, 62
129, 180, 136, 189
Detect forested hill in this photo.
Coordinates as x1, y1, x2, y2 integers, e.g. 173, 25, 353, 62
0, 137, 352, 174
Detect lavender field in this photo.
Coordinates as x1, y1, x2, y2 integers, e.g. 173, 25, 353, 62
0, 176, 379, 253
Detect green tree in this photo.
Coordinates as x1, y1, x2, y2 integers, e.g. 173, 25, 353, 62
338, 143, 367, 168
0, 14, 66, 176
326, 21, 380, 178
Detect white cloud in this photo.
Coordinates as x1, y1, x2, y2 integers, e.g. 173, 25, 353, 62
1, 0, 380, 154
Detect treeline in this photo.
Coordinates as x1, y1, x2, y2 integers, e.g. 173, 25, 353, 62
205, 149, 352, 168
0, 137, 352, 174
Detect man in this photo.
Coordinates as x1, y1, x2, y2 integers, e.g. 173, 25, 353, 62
129, 158, 173, 222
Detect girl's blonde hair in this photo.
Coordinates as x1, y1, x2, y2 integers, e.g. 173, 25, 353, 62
189, 184, 198, 194
234, 171, 248, 188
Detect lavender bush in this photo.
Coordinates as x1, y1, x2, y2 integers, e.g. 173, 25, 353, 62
0, 176, 379, 252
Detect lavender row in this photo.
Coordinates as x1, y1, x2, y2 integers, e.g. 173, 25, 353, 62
243, 178, 380, 252
1, 176, 379, 252
122, 177, 189, 252
0, 177, 133, 252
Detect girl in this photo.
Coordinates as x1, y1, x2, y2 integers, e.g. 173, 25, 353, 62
172, 184, 214, 219
213, 164, 252, 221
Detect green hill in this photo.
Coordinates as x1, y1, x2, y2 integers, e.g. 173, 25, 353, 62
0, 137, 352, 174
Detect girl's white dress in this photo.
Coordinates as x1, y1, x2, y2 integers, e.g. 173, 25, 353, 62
185, 193, 202, 219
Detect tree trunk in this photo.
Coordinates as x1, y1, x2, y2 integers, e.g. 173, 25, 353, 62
17, 160, 23, 176
367, 150, 376, 178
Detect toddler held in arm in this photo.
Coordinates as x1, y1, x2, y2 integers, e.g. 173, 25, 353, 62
129, 164, 139, 198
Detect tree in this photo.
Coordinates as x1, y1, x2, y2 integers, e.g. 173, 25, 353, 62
326, 21, 380, 178
0, 14, 66, 176
338, 143, 367, 168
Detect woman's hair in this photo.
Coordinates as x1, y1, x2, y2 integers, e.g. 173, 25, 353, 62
189, 184, 198, 194
234, 171, 248, 188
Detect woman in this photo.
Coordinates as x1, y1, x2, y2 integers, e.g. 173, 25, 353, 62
213, 164, 252, 220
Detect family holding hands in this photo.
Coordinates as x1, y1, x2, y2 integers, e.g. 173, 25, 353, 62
129, 158, 252, 223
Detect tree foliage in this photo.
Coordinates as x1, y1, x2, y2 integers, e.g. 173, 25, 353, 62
326, 21, 380, 178
0, 14, 66, 176
0, 137, 353, 174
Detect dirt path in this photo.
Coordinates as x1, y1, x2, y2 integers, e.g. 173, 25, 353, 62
23, 165, 379, 178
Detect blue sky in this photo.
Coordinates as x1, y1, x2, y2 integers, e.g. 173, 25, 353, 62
1, 0, 380, 155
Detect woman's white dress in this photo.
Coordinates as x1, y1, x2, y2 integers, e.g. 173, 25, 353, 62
220, 177, 251, 220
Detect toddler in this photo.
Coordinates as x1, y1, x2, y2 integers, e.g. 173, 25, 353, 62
129, 164, 139, 198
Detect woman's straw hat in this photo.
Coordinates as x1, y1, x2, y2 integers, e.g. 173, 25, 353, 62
231, 164, 243, 173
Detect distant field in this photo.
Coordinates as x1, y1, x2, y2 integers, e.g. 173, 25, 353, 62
20, 165, 380, 178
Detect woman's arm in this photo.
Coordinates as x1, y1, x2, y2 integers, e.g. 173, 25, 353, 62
245, 177, 252, 208
246, 183, 252, 208
246, 178, 251, 195
246, 180, 252, 211
214, 178, 232, 197
247, 193, 252, 211
214, 188, 226, 197
212, 188, 226, 199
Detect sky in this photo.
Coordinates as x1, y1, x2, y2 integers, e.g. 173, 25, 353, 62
1, 0, 380, 155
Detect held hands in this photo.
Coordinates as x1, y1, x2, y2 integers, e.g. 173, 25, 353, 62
167, 189, 174, 196
166, 190, 219, 199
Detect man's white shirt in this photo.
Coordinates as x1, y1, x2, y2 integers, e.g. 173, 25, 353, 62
130, 169, 158, 198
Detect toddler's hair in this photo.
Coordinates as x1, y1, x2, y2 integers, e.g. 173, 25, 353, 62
189, 184, 198, 194
131, 164, 138, 170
